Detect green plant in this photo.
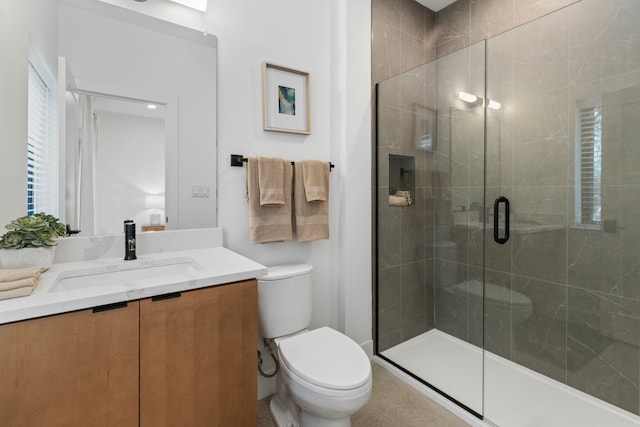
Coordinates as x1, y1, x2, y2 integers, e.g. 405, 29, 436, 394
0, 213, 67, 249
33, 212, 67, 237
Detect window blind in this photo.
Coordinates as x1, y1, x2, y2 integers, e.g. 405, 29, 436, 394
578, 106, 602, 225
27, 61, 56, 216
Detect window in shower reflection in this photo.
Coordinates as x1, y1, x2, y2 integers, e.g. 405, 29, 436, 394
576, 101, 602, 227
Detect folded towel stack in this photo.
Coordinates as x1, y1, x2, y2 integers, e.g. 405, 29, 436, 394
246, 157, 293, 243
388, 190, 413, 207
0, 266, 46, 301
388, 190, 412, 207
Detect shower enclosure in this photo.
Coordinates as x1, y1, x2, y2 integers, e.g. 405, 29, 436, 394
375, 1, 640, 425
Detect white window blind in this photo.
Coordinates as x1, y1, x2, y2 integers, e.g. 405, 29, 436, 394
27, 60, 57, 217
577, 105, 602, 226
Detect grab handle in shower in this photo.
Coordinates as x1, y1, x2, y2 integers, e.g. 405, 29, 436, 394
494, 196, 510, 244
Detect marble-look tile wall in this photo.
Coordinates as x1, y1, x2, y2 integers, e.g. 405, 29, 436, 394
435, 0, 580, 58
372, 0, 436, 85
373, 0, 437, 351
377, 62, 437, 351
436, 0, 640, 414
374, 0, 581, 353
376, 0, 640, 416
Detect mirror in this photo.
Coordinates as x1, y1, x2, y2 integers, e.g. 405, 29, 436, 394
1, 0, 217, 235
63, 90, 169, 235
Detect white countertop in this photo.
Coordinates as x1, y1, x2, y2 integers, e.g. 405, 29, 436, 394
0, 246, 267, 325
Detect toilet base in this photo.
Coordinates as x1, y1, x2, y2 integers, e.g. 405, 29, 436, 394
270, 394, 300, 427
300, 410, 351, 427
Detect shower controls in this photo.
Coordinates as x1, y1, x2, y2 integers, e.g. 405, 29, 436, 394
493, 197, 510, 244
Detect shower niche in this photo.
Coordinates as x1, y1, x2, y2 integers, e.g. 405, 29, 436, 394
388, 154, 415, 207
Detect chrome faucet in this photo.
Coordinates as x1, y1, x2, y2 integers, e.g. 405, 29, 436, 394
124, 220, 137, 260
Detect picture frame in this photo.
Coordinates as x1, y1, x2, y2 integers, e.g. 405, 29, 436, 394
262, 62, 311, 134
414, 104, 436, 151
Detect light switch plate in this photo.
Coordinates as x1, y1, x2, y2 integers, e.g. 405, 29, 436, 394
192, 185, 210, 198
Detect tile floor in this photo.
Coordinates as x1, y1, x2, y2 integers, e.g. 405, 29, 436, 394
258, 362, 471, 426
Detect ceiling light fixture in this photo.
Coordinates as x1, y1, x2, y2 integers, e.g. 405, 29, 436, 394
487, 99, 501, 110
458, 91, 501, 110
458, 91, 478, 103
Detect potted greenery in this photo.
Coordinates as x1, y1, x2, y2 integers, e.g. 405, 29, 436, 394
0, 213, 67, 269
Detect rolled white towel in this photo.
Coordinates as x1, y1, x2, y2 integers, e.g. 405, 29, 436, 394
388, 195, 408, 206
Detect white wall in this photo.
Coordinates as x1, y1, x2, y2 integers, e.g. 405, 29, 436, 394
2, 0, 373, 401
0, 0, 58, 228
209, 0, 372, 398
95, 0, 373, 399
94, 111, 165, 234
59, 3, 217, 230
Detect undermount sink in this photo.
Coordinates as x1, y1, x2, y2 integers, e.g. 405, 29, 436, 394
48, 257, 202, 293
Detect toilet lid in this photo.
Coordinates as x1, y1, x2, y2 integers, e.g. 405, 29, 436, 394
278, 327, 371, 390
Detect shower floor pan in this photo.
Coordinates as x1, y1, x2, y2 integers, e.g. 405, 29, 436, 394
381, 329, 639, 427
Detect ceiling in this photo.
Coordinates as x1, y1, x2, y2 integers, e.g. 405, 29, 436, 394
414, 0, 457, 12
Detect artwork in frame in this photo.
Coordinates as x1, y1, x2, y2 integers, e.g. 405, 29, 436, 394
414, 104, 436, 151
262, 62, 311, 134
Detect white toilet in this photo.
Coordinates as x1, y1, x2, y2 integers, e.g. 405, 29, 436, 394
258, 264, 372, 427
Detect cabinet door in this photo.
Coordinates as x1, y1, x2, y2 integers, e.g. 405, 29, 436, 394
0, 302, 139, 426
140, 280, 258, 427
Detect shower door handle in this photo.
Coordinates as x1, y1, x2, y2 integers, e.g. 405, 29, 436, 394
494, 196, 510, 244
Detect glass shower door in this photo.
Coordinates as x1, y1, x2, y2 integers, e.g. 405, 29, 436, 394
483, 0, 640, 425
376, 40, 486, 416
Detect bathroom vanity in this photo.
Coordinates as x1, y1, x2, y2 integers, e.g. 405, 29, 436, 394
0, 228, 265, 426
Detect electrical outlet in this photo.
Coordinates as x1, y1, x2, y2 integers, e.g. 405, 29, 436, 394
192, 185, 210, 198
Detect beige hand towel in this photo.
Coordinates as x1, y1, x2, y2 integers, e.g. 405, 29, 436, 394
258, 157, 285, 206
301, 160, 329, 202
294, 162, 329, 241
0, 286, 35, 300
0, 268, 42, 300
246, 157, 293, 243
0, 266, 46, 283
0, 276, 39, 292
395, 191, 412, 205
388, 195, 408, 206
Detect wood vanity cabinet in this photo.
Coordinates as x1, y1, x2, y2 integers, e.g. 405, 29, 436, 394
0, 279, 258, 427
0, 301, 140, 426
140, 279, 258, 427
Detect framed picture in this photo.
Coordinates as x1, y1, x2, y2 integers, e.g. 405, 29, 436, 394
414, 104, 436, 151
262, 62, 311, 134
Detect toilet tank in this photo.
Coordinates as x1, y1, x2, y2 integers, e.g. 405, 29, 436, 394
257, 264, 313, 339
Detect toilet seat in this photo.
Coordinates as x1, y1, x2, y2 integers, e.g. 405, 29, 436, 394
278, 327, 371, 393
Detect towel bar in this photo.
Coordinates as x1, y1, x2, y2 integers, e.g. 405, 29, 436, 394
230, 154, 334, 171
